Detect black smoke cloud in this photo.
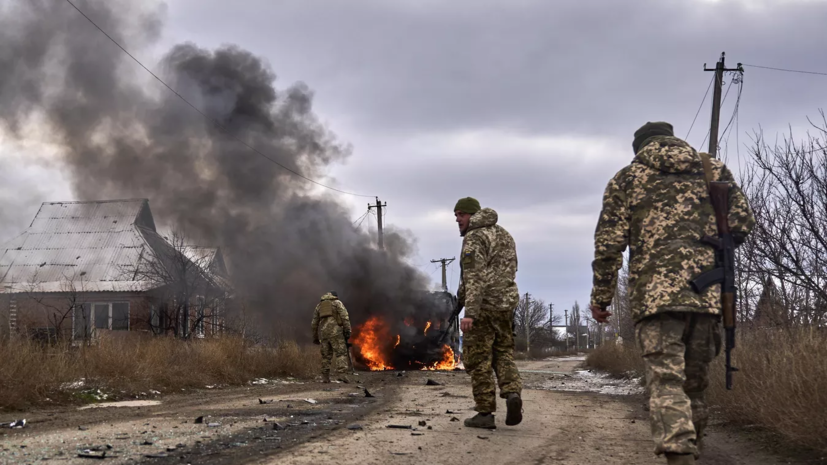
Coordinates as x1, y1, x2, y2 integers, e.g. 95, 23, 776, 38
0, 0, 430, 338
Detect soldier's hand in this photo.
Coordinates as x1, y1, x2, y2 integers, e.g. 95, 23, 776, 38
313, 338, 320, 345
343, 331, 351, 340
590, 305, 612, 323
460, 317, 474, 332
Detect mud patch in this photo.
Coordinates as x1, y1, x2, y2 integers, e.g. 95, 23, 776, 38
527, 369, 643, 396
79, 400, 162, 410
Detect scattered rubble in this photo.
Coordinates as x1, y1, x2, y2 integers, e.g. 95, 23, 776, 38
425, 379, 442, 386
3, 419, 26, 428
386, 424, 412, 429
303, 399, 318, 404
364, 388, 374, 398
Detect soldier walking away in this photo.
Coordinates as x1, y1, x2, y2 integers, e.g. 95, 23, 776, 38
454, 197, 523, 429
589, 122, 755, 464
311, 291, 352, 384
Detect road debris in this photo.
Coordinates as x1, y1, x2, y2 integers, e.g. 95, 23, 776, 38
450, 417, 460, 422
477, 435, 489, 440
207, 422, 222, 427
364, 388, 375, 398
3, 419, 26, 428
418, 420, 427, 427
194, 416, 204, 424
386, 424, 412, 429
77, 450, 107, 459
144, 453, 169, 458
347, 424, 363, 431
273, 423, 285, 431
426, 379, 442, 386
304, 398, 318, 404
411, 432, 424, 436
78, 426, 89, 431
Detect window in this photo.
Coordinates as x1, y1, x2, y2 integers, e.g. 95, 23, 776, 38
81, 302, 130, 332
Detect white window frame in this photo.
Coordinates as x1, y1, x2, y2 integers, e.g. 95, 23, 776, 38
89, 302, 131, 331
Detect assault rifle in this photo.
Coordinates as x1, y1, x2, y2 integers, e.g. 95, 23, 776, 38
345, 340, 356, 375
437, 301, 464, 345
689, 181, 738, 390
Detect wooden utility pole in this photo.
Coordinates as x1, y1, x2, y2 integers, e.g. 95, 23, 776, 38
704, 52, 743, 159
564, 308, 570, 352
548, 302, 554, 327
367, 197, 387, 249
430, 257, 455, 291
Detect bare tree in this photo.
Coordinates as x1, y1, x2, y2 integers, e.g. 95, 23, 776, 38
739, 114, 827, 327
607, 259, 635, 344
123, 229, 231, 339
514, 293, 549, 352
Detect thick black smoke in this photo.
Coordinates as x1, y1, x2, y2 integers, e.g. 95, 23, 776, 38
0, 0, 430, 339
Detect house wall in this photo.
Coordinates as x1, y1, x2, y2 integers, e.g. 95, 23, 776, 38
6, 292, 153, 341
3, 291, 227, 341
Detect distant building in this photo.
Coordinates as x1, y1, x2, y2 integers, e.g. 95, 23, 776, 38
0, 199, 231, 342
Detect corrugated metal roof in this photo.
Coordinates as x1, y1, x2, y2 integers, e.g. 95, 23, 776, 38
0, 199, 167, 293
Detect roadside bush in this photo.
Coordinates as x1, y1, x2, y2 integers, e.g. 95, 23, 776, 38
585, 342, 643, 378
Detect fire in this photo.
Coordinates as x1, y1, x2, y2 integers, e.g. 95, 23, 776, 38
425, 345, 458, 371
424, 321, 432, 335
394, 334, 401, 348
352, 315, 394, 370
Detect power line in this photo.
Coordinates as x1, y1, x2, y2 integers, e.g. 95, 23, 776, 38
63, 0, 375, 198
743, 63, 827, 77
353, 210, 369, 228
686, 74, 715, 140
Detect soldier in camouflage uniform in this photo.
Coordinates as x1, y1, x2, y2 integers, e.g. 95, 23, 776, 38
589, 122, 755, 464
454, 197, 523, 429
311, 291, 352, 384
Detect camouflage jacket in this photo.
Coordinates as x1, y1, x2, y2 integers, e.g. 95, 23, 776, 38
590, 136, 755, 322
457, 208, 520, 318
311, 293, 352, 340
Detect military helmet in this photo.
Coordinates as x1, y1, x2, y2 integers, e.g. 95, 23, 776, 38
329, 290, 338, 297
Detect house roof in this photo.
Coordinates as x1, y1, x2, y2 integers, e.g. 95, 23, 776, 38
0, 199, 176, 293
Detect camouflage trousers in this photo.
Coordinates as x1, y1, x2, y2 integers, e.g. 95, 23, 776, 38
462, 309, 522, 413
636, 312, 722, 458
320, 334, 349, 376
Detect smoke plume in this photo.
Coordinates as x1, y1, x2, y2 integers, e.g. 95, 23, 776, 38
0, 0, 431, 339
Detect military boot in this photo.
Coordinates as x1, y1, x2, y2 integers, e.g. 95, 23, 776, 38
505, 393, 523, 426
321, 373, 331, 383
665, 453, 695, 465
463, 413, 496, 429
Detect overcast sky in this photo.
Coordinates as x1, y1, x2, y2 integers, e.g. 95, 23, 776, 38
2, 0, 826, 318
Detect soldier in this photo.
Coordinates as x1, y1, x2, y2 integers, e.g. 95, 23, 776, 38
454, 197, 523, 429
589, 122, 754, 464
311, 291, 352, 384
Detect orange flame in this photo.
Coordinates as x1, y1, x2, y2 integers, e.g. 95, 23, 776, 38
425, 344, 458, 371
352, 315, 394, 371
394, 334, 401, 348
424, 321, 432, 335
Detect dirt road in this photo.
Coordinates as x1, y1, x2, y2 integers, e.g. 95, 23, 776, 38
0, 357, 815, 464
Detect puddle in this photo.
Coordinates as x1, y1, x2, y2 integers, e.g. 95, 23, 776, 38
78, 400, 162, 410
528, 370, 643, 396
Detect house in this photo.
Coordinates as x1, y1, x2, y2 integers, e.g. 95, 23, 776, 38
0, 199, 231, 342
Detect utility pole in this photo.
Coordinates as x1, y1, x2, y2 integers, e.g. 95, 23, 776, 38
704, 52, 743, 159
548, 302, 554, 327
564, 309, 569, 352
430, 257, 455, 291
367, 197, 387, 250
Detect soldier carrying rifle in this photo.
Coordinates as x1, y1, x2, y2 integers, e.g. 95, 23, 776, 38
588, 122, 755, 464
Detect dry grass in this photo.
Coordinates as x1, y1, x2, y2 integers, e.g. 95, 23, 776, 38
586, 328, 827, 454
707, 327, 827, 454
585, 342, 644, 378
0, 336, 320, 411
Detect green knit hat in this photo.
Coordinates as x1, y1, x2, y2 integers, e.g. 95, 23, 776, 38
454, 197, 481, 214
633, 121, 674, 154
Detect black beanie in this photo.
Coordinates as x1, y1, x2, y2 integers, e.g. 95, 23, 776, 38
633, 122, 674, 154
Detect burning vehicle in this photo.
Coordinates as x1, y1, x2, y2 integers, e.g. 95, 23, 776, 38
351, 290, 460, 371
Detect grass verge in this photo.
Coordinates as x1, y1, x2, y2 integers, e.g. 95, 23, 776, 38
0, 336, 320, 411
